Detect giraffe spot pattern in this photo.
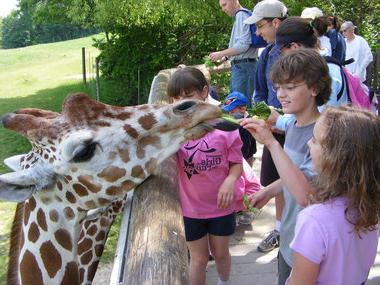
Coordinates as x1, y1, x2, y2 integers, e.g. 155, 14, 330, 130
87, 225, 97, 236
98, 198, 111, 206
80, 251, 93, 265
73, 183, 89, 197
37, 208, 48, 231
123, 124, 139, 139
78, 238, 93, 255
28, 197, 37, 211
121, 179, 136, 191
79, 268, 85, 284
23, 203, 32, 226
87, 260, 100, 282
138, 112, 157, 130
20, 250, 44, 285
97, 166, 126, 182
118, 148, 130, 163
145, 157, 158, 174
78, 175, 101, 193
131, 165, 145, 179
100, 217, 110, 228
61, 262, 80, 285
57, 180, 63, 191
66, 191, 77, 204
95, 230, 106, 242
136, 135, 161, 159
64, 207, 75, 220
49, 210, 59, 222
40, 240, 62, 278
84, 200, 96, 209
95, 244, 104, 257
28, 222, 40, 243
105, 185, 123, 196
55, 229, 73, 251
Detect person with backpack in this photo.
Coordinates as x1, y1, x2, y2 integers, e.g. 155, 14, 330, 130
326, 16, 346, 64
209, 0, 266, 107
243, 0, 288, 254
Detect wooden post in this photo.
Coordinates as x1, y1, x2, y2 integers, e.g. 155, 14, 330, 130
95, 57, 100, 102
124, 157, 189, 285
82, 47, 87, 85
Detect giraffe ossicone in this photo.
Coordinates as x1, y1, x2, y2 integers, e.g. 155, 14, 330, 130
0, 93, 222, 285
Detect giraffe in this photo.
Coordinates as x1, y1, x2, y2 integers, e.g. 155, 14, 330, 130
0, 93, 222, 285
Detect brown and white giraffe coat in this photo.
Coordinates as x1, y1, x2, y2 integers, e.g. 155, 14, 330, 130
0, 93, 222, 285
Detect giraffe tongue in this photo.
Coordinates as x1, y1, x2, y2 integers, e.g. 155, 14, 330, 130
209, 118, 240, 132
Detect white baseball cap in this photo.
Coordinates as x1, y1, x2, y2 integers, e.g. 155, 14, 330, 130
244, 0, 288, 25
301, 7, 323, 20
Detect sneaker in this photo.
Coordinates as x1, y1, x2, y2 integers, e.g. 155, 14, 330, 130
257, 229, 280, 253
238, 211, 255, 225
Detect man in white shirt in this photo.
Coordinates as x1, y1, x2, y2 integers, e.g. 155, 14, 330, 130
341, 21, 373, 82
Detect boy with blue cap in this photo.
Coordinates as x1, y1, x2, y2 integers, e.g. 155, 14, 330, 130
223, 91, 259, 225
222, 91, 257, 165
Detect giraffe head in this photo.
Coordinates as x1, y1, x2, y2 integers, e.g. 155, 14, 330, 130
0, 93, 222, 284
1, 93, 222, 205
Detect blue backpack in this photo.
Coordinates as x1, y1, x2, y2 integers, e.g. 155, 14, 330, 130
237, 9, 268, 48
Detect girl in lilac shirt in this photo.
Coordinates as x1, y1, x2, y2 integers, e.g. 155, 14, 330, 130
287, 106, 380, 285
167, 67, 243, 285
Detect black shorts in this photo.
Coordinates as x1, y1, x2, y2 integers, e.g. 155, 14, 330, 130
183, 212, 236, 242
260, 133, 285, 186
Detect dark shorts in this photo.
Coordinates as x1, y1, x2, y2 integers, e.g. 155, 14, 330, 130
260, 133, 285, 186
183, 212, 236, 242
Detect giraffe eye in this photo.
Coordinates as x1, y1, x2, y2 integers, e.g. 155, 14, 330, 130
71, 142, 99, 163
174, 101, 197, 112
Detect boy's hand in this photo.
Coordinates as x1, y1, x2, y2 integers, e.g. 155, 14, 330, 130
249, 189, 271, 209
217, 176, 235, 209
266, 107, 280, 127
240, 117, 276, 147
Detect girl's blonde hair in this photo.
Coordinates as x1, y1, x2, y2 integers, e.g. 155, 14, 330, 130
311, 106, 380, 234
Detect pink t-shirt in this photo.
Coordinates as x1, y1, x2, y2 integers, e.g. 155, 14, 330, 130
289, 197, 379, 285
234, 159, 261, 212
176, 129, 243, 219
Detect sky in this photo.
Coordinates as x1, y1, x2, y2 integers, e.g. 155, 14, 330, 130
0, 0, 19, 18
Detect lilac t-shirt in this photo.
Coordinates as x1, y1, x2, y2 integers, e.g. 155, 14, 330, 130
177, 129, 243, 219
289, 197, 379, 285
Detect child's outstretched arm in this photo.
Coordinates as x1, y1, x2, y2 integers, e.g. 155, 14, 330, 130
217, 162, 242, 209
241, 118, 313, 206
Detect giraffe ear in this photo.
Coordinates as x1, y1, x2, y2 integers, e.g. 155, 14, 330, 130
4, 154, 26, 171
0, 172, 36, 202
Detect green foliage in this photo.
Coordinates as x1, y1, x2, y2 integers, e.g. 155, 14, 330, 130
283, 0, 379, 50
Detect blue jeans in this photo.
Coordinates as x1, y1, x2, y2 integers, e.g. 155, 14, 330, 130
230, 60, 257, 107
278, 251, 292, 285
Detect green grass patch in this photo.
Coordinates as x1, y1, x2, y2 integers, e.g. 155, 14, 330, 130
0, 34, 125, 283
0, 202, 16, 282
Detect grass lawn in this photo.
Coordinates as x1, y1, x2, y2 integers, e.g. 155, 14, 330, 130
0, 34, 121, 283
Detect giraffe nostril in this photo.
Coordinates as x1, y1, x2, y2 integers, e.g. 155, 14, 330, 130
1, 113, 12, 128
174, 101, 197, 112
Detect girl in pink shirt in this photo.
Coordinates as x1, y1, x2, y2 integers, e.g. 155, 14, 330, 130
287, 106, 380, 285
167, 67, 243, 285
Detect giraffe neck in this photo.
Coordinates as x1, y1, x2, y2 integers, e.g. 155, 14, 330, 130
17, 192, 86, 285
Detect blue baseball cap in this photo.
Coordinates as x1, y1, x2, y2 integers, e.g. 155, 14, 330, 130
222, 91, 248, 112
